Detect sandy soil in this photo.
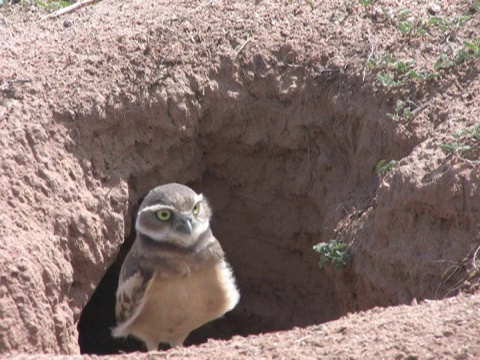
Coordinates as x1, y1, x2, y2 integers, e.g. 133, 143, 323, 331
1, 0, 479, 358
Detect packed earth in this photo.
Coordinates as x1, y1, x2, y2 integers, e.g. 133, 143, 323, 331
1, 0, 479, 358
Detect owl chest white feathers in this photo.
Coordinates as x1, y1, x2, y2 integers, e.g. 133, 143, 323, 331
118, 259, 239, 344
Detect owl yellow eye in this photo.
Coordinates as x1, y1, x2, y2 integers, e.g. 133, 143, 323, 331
192, 203, 200, 215
156, 210, 172, 221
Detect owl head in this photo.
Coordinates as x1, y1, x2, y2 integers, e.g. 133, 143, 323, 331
135, 183, 212, 248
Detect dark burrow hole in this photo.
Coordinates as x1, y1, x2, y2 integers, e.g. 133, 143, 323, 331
77, 181, 332, 355
77, 176, 352, 354
74, 69, 413, 355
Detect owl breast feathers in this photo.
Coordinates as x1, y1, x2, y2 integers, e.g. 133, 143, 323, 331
112, 183, 240, 351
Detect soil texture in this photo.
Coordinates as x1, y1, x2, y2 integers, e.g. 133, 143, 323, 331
1, 0, 479, 358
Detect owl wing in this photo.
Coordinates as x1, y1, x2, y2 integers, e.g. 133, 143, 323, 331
112, 247, 155, 337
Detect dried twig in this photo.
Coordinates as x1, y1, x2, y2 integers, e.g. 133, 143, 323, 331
436, 241, 480, 299
471, 242, 480, 272
455, 154, 480, 165
409, 99, 433, 119
233, 36, 253, 62
41, 0, 102, 20
294, 335, 312, 344
363, 30, 375, 82
435, 263, 461, 299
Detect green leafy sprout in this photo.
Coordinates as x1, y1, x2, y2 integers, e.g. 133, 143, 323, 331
376, 159, 398, 176
359, 0, 374, 6
313, 240, 351, 270
440, 125, 480, 155
365, 7, 478, 89
386, 100, 413, 120
0, 0, 72, 11
367, 53, 438, 87
440, 143, 473, 154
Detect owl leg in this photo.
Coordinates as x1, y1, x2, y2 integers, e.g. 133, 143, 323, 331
144, 338, 159, 352
169, 334, 187, 348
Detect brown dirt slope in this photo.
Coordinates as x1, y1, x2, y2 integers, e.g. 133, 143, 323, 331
1, 0, 479, 357
7, 294, 480, 359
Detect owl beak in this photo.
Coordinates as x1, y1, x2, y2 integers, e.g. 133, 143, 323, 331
175, 216, 193, 234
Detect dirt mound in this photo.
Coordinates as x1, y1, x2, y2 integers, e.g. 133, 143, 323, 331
1, 0, 479, 357
7, 294, 480, 359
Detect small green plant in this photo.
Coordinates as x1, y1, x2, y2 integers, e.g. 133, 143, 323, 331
426, 14, 472, 32
363, 4, 477, 123
367, 53, 437, 87
440, 125, 480, 155
313, 240, 351, 270
440, 143, 473, 154
359, 0, 374, 6
453, 126, 478, 139
377, 73, 404, 87
397, 18, 428, 36
397, 20, 414, 34
434, 53, 456, 70
386, 100, 413, 120
473, 125, 480, 140
392, 10, 473, 37
376, 159, 398, 176
457, 38, 480, 61
427, 16, 453, 31
366, 52, 397, 69
15, 0, 72, 11
434, 39, 480, 71
391, 60, 414, 73
408, 70, 438, 81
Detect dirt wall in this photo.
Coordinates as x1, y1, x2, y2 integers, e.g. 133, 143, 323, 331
1, 0, 479, 355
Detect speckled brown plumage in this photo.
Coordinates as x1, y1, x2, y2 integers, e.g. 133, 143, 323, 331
112, 183, 240, 351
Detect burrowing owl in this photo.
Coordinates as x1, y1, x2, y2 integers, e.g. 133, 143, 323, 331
112, 183, 240, 351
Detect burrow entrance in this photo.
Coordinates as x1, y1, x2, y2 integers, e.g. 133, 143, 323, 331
75, 65, 415, 354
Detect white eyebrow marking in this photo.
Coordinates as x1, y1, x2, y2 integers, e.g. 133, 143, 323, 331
138, 204, 175, 215
194, 193, 203, 203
